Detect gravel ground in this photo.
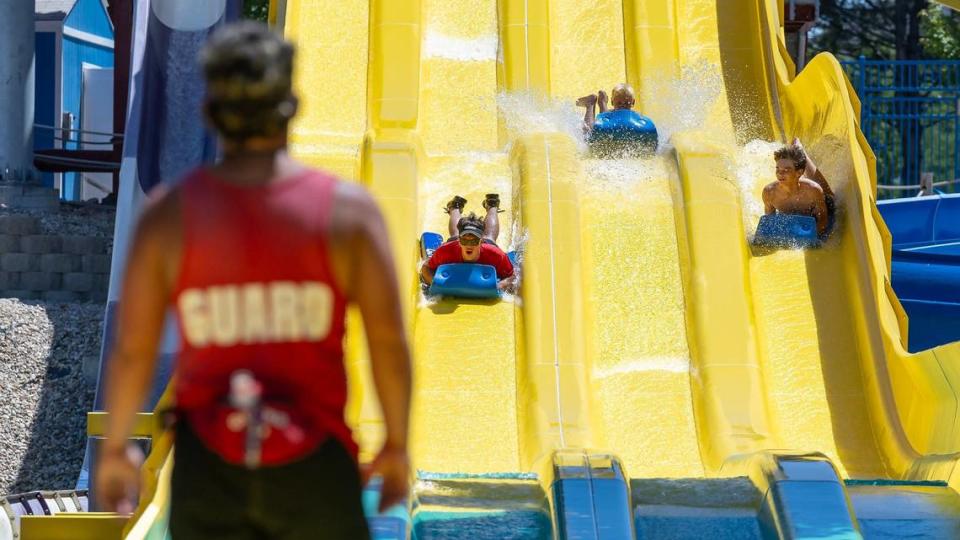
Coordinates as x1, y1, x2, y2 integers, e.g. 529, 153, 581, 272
0, 299, 103, 497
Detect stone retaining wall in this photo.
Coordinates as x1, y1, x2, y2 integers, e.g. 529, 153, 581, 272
0, 215, 109, 302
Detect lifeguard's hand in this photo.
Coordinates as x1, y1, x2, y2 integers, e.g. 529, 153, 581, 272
362, 446, 410, 512
94, 445, 143, 513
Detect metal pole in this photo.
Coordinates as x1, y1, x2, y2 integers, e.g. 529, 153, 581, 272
109, 0, 133, 199
955, 96, 959, 193
0, 0, 36, 183
858, 56, 867, 126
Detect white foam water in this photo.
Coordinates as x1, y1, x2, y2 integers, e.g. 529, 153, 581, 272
642, 61, 725, 148
496, 92, 586, 150
734, 139, 781, 238
423, 31, 499, 62
592, 357, 691, 379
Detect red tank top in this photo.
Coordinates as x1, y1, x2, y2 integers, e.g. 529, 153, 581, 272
172, 168, 355, 465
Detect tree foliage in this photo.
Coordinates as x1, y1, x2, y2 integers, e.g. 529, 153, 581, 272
809, 0, 960, 60
920, 5, 960, 59
244, 0, 270, 22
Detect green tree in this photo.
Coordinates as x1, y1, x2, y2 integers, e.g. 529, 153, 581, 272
920, 5, 960, 58
244, 0, 270, 22
809, 0, 960, 60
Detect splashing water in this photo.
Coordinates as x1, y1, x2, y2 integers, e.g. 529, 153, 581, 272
496, 92, 586, 150
424, 31, 499, 62
642, 61, 725, 147
580, 157, 674, 199
734, 139, 781, 238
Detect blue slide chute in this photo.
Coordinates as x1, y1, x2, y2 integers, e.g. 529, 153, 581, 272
879, 194, 960, 351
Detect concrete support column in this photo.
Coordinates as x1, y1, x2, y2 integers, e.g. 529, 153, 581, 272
0, 0, 36, 182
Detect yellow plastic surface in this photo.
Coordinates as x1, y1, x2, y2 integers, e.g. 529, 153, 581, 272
107, 0, 960, 537
86, 412, 156, 438
20, 514, 128, 539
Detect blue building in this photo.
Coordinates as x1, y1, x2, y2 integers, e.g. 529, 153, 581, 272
35, 0, 115, 200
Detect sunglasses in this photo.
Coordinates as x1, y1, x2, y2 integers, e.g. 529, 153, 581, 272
459, 235, 481, 247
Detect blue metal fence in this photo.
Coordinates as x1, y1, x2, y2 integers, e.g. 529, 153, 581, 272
842, 58, 960, 197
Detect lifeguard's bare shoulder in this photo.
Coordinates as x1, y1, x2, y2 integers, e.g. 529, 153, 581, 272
138, 183, 182, 233
331, 181, 382, 239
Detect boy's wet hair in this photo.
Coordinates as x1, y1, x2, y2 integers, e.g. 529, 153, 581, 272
774, 145, 807, 171
457, 212, 484, 233
200, 21, 296, 141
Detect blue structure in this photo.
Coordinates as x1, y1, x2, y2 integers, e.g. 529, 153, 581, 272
35, 0, 115, 197
429, 264, 501, 299
842, 59, 960, 197
550, 451, 634, 539
878, 194, 960, 351
588, 109, 658, 158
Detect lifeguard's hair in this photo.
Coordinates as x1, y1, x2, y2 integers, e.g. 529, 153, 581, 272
774, 145, 807, 171
200, 22, 296, 141
457, 213, 485, 234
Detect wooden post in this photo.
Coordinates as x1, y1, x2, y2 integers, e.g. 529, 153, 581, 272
919, 172, 934, 197
108, 0, 134, 199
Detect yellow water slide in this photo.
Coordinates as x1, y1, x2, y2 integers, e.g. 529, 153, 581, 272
108, 0, 960, 537
640, 0, 960, 486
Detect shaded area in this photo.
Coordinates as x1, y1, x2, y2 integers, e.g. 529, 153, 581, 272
412, 478, 550, 540
4, 302, 101, 495
631, 478, 762, 540
849, 484, 960, 539
803, 246, 889, 478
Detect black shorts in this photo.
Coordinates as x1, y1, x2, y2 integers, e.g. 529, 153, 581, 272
447, 236, 497, 246
170, 422, 370, 540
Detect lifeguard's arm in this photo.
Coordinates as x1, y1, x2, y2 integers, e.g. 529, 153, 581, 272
337, 186, 412, 452
336, 185, 412, 510
102, 194, 178, 455
762, 184, 777, 215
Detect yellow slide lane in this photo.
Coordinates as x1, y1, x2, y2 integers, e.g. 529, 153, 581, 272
408, 0, 522, 473
745, 0, 960, 484
542, 0, 703, 477
284, 0, 369, 180
651, 0, 960, 488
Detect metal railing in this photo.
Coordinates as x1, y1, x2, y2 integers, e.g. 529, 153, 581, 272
33, 123, 124, 146
842, 58, 960, 198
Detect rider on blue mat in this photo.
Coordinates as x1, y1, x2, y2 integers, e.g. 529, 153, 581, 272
762, 140, 835, 238
420, 194, 516, 293
577, 83, 658, 157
